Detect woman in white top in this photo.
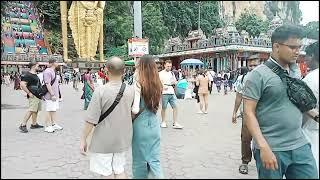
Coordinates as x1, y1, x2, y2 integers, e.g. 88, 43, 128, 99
131, 55, 164, 178
302, 41, 319, 176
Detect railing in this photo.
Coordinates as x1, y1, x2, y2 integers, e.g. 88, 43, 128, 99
1, 53, 63, 62
164, 36, 272, 53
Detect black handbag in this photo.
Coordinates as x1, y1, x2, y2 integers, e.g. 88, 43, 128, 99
264, 60, 317, 112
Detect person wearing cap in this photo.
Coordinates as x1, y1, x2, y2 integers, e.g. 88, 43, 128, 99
231, 54, 261, 174
43, 58, 63, 133
19, 61, 44, 133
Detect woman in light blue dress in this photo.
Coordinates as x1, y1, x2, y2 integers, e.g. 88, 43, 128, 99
132, 55, 164, 179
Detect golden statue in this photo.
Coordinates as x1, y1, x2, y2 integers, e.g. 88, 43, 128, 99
60, 1, 105, 62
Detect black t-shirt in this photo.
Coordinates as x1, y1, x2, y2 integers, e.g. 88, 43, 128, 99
20, 71, 40, 98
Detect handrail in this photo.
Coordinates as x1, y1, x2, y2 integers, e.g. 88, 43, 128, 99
1, 53, 63, 62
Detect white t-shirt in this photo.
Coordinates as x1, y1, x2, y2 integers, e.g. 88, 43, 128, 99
302, 68, 319, 174
37, 72, 44, 85
207, 71, 215, 81
302, 68, 319, 130
159, 70, 176, 95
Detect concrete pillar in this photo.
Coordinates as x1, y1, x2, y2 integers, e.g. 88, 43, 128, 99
60, 1, 68, 62
99, 23, 104, 62
133, 1, 142, 38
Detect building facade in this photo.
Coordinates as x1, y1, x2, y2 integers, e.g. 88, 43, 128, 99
156, 16, 311, 76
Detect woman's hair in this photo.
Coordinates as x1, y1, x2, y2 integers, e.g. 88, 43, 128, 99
223, 74, 228, 80
198, 69, 206, 77
137, 55, 163, 113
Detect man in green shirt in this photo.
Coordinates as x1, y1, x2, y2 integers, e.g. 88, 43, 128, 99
243, 25, 318, 179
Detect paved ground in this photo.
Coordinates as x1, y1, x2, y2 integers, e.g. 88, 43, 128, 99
1, 82, 257, 179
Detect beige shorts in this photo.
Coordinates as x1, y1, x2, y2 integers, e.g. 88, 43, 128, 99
90, 152, 126, 176
44, 100, 59, 112
28, 96, 41, 112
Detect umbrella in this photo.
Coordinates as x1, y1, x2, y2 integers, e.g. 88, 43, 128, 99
124, 60, 135, 66
180, 58, 204, 65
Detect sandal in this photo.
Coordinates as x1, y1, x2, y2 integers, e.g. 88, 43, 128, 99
239, 164, 248, 174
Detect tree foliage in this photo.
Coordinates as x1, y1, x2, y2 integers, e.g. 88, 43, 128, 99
156, 1, 222, 38
35, 1, 61, 30
46, 29, 62, 54
142, 2, 169, 54
303, 21, 319, 40
235, 11, 270, 37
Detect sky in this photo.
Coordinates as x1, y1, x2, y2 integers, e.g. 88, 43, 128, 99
299, 1, 319, 25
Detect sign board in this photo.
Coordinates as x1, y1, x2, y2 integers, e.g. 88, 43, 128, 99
128, 38, 149, 57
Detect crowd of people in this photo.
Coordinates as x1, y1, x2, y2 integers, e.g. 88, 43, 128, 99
2, 24, 318, 179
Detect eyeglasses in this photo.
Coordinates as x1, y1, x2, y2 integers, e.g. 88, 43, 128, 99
278, 43, 302, 50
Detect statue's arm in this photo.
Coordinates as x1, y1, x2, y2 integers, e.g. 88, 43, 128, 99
98, 1, 105, 9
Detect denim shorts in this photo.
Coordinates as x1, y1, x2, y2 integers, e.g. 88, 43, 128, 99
162, 94, 177, 109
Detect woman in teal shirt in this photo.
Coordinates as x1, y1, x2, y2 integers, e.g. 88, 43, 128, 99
132, 55, 164, 179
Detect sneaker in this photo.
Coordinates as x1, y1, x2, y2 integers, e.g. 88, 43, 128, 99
19, 125, 28, 133
30, 123, 44, 129
52, 124, 63, 130
204, 111, 208, 114
173, 123, 183, 129
197, 111, 204, 114
44, 126, 55, 133
160, 122, 168, 128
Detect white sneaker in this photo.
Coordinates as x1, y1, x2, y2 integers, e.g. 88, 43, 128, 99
197, 111, 204, 114
44, 126, 55, 133
59, 98, 63, 102
52, 124, 63, 130
160, 122, 168, 128
204, 111, 208, 114
173, 123, 183, 129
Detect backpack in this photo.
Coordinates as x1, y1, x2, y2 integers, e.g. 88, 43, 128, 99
33, 73, 57, 99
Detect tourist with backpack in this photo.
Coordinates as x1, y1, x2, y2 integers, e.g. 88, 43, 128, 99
43, 58, 63, 133
19, 61, 44, 133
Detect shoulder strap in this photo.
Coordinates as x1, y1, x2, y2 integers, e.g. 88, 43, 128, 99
96, 83, 126, 126
241, 73, 247, 83
264, 60, 287, 79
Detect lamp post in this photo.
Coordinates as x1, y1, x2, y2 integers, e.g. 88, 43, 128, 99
198, 1, 201, 31
133, 1, 142, 38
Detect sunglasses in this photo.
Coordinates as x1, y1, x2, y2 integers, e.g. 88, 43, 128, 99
278, 43, 302, 50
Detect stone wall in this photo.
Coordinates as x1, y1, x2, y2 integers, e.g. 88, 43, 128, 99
220, 1, 296, 23
220, 1, 267, 21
